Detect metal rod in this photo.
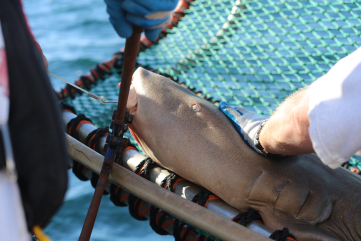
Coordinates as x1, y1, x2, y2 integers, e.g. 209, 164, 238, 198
48, 71, 90, 95
48, 71, 117, 104
113, 26, 143, 130
78, 151, 115, 241
79, 26, 143, 241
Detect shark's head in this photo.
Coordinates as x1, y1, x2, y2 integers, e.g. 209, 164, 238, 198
126, 67, 246, 182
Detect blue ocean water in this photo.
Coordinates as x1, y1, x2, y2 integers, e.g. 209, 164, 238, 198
23, 0, 172, 240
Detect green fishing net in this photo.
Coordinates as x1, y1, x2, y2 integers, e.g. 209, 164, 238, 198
67, 0, 361, 167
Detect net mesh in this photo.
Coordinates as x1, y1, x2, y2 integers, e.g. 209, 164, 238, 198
66, 0, 361, 167
137, 0, 361, 114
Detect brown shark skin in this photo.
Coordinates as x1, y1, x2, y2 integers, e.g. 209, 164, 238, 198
127, 67, 361, 241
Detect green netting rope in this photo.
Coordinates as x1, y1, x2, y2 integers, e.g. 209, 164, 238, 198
65, 0, 361, 169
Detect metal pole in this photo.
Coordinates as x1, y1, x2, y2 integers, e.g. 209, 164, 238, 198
79, 26, 143, 241
113, 26, 143, 132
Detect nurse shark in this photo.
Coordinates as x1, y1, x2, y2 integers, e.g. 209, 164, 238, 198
126, 67, 361, 241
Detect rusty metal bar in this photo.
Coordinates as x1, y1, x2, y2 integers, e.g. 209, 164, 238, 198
79, 26, 143, 241
113, 26, 143, 131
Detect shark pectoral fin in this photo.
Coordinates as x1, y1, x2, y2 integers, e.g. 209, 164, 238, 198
256, 206, 341, 241
296, 193, 333, 224
247, 170, 333, 225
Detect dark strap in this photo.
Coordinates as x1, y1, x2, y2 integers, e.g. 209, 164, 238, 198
269, 228, 296, 241
66, 114, 93, 139
231, 208, 263, 226
191, 189, 219, 207
109, 183, 127, 207
133, 157, 158, 179
60, 101, 77, 114
72, 160, 89, 181
84, 126, 109, 152
160, 172, 184, 192
173, 219, 187, 241
128, 157, 157, 220
149, 205, 169, 235
128, 194, 148, 221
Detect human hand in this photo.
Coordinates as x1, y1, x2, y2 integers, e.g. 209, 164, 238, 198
105, 0, 179, 41
219, 101, 272, 156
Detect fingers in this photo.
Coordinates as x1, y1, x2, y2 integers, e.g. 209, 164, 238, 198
106, 0, 133, 38
126, 12, 168, 29
109, 16, 133, 38
105, 0, 177, 39
122, 0, 152, 15
133, 0, 179, 12
145, 27, 163, 41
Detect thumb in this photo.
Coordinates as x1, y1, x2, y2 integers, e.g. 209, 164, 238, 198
145, 27, 162, 41
106, 5, 133, 38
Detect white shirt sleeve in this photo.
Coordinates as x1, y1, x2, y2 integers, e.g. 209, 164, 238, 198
308, 47, 361, 168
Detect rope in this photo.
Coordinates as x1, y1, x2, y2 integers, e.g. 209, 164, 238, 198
128, 194, 148, 220
269, 228, 296, 241
128, 157, 158, 220
191, 189, 220, 208
66, 114, 93, 139
173, 219, 213, 241
149, 206, 170, 235
173, 219, 188, 241
136, 157, 158, 179
60, 101, 77, 114
160, 173, 185, 192
231, 208, 263, 226
84, 126, 109, 152
109, 143, 140, 206
72, 160, 89, 181
110, 183, 128, 207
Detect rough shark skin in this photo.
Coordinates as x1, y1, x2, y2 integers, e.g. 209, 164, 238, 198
127, 67, 361, 241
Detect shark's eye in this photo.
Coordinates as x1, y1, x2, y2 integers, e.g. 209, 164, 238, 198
192, 104, 201, 112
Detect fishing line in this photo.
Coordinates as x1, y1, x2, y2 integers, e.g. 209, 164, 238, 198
48, 71, 118, 104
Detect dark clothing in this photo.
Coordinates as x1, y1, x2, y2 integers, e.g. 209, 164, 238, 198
0, 0, 68, 230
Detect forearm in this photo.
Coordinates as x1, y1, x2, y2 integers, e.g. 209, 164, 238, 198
259, 87, 314, 155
